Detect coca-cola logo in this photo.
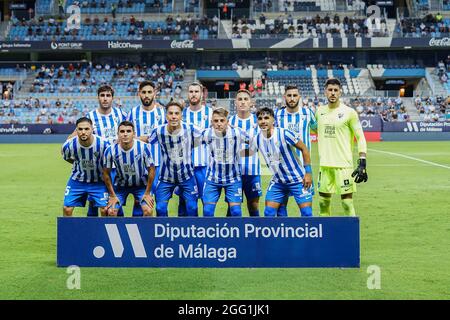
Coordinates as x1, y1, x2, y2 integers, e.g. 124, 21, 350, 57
170, 40, 194, 49
429, 37, 450, 47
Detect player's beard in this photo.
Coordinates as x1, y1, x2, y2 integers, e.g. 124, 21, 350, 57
287, 100, 299, 110
141, 97, 153, 107
189, 97, 200, 106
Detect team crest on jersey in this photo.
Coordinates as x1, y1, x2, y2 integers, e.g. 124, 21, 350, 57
338, 113, 344, 119
94, 152, 99, 158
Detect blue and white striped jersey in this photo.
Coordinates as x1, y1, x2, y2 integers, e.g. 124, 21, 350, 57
148, 123, 204, 183
62, 135, 110, 183
127, 105, 165, 166
87, 107, 127, 143
275, 107, 317, 152
228, 113, 261, 176
203, 127, 247, 184
103, 140, 154, 187
251, 127, 305, 184
182, 106, 212, 167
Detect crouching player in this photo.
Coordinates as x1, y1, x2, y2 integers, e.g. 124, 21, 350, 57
202, 108, 247, 217
103, 121, 155, 216
62, 117, 110, 216
249, 107, 313, 217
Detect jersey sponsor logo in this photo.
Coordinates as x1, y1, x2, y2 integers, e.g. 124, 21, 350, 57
123, 164, 136, 174
80, 159, 95, 170
324, 125, 336, 137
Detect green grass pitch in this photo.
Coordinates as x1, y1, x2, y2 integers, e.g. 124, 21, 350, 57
0, 141, 449, 299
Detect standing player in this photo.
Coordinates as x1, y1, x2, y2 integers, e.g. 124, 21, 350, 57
87, 85, 128, 142
146, 101, 203, 217
203, 108, 247, 217
62, 117, 110, 217
103, 121, 155, 216
127, 80, 165, 206
249, 107, 313, 217
315, 78, 368, 216
178, 81, 212, 216
228, 89, 262, 216
275, 84, 317, 216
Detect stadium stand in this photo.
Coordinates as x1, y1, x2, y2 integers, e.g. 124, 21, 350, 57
7, 14, 218, 41
232, 13, 388, 39
65, 0, 173, 14
21, 62, 184, 98
396, 14, 450, 37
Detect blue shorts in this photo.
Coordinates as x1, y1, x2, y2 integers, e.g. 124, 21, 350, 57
241, 175, 262, 200
64, 179, 108, 208
114, 186, 149, 216
203, 180, 243, 204
155, 176, 199, 203
266, 180, 313, 205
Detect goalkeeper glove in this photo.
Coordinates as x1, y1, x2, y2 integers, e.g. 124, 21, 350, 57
352, 158, 368, 183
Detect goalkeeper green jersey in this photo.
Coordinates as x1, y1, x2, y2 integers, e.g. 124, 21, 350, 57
316, 102, 367, 168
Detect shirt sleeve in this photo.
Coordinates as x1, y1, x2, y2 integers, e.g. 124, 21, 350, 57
147, 127, 158, 144
103, 146, 113, 169
349, 109, 367, 154
144, 144, 154, 168
309, 108, 318, 131
61, 139, 73, 161
284, 129, 300, 146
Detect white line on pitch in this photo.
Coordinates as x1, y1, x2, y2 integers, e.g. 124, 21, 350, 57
369, 149, 450, 170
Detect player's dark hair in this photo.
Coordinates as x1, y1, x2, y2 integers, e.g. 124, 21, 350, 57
325, 78, 342, 88
76, 117, 93, 127
165, 100, 184, 112
256, 107, 274, 118
212, 107, 229, 118
97, 84, 114, 97
284, 84, 299, 92
118, 120, 135, 132
138, 80, 156, 91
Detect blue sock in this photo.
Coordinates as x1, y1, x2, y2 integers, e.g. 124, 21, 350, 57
203, 203, 216, 217
185, 201, 198, 217
264, 206, 277, 217
249, 209, 260, 217
117, 206, 124, 217
229, 205, 242, 217
178, 196, 187, 217
156, 201, 168, 217
300, 206, 313, 217
277, 205, 288, 217
87, 201, 98, 217
132, 201, 143, 217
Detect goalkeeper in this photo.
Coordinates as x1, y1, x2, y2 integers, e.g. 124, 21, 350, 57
314, 78, 368, 216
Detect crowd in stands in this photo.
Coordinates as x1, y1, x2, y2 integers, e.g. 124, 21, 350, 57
8, 14, 219, 41
67, 0, 172, 13
396, 13, 450, 37
350, 97, 411, 122
28, 62, 185, 97
414, 95, 449, 121
232, 14, 388, 39
437, 56, 450, 84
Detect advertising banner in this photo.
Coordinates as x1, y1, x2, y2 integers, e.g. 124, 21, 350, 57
57, 217, 360, 268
